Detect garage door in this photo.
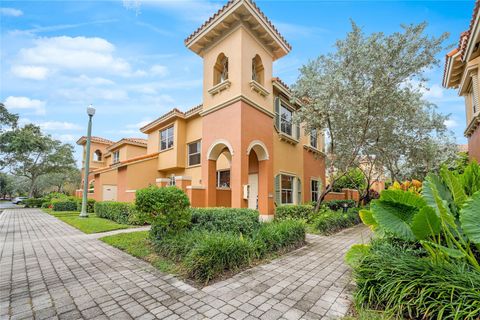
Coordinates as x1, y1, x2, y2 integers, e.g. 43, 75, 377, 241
102, 185, 117, 201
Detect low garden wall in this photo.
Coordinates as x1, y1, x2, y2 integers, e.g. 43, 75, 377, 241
324, 188, 359, 202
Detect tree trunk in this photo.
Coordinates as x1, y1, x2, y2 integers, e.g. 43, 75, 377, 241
28, 176, 37, 198
314, 184, 333, 212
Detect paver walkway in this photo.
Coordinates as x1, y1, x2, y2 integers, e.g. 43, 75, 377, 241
0, 209, 370, 320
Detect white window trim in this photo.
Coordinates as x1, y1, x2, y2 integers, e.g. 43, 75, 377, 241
216, 169, 230, 188
160, 125, 174, 151
280, 173, 296, 205
113, 151, 120, 163
311, 178, 319, 202
279, 102, 294, 137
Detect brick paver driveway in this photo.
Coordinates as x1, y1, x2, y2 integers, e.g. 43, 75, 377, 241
0, 209, 370, 320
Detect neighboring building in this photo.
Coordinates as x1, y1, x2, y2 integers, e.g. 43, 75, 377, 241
78, 0, 326, 218
443, 0, 480, 161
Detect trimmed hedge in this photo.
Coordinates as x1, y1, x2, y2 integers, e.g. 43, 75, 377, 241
135, 186, 191, 239
23, 198, 44, 208
153, 230, 210, 261
275, 204, 314, 221
190, 207, 260, 235
76, 198, 96, 213
184, 232, 256, 283
312, 208, 360, 235
253, 220, 306, 255
52, 198, 78, 211
94, 201, 136, 224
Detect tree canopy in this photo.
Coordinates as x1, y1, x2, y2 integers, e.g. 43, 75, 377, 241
292, 22, 456, 204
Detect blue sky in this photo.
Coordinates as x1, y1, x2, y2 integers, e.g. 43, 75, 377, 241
0, 0, 473, 164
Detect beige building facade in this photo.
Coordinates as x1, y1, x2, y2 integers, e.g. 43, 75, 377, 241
443, 1, 480, 161
77, 0, 326, 218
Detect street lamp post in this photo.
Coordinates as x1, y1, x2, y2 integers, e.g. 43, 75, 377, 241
79, 105, 96, 218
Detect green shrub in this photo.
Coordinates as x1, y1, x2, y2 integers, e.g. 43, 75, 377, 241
153, 230, 210, 261
135, 186, 191, 239
253, 220, 305, 256
353, 240, 480, 319
190, 207, 260, 235
94, 201, 136, 224
184, 232, 255, 284
23, 198, 44, 208
275, 204, 315, 221
127, 211, 154, 225
52, 198, 78, 211
323, 199, 356, 211
75, 198, 96, 213
312, 208, 360, 235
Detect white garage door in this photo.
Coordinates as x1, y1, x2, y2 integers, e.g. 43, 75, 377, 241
102, 185, 117, 201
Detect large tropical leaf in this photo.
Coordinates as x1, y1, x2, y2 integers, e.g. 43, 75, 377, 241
371, 200, 417, 241
423, 173, 452, 214
421, 241, 465, 259
440, 167, 467, 209
411, 206, 441, 240
380, 189, 426, 209
345, 244, 370, 268
461, 161, 480, 196
460, 191, 480, 244
359, 209, 377, 229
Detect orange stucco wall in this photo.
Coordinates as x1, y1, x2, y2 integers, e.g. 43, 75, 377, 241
302, 149, 326, 203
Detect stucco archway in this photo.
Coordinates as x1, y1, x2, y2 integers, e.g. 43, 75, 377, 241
247, 140, 269, 161
207, 139, 234, 160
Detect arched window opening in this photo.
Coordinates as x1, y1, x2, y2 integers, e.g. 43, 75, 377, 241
214, 53, 229, 85
93, 150, 102, 161
252, 54, 264, 85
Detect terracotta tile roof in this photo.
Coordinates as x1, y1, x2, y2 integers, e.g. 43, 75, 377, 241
124, 138, 147, 145
272, 77, 291, 91
184, 0, 291, 50
76, 136, 114, 145
107, 137, 148, 151
140, 104, 203, 133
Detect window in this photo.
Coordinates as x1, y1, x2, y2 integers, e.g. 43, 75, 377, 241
214, 53, 228, 85
280, 103, 293, 136
310, 129, 318, 149
93, 150, 102, 161
472, 91, 477, 114
216, 170, 230, 188
113, 151, 120, 163
281, 174, 294, 204
252, 54, 264, 85
168, 175, 176, 186
188, 141, 201, 166
160, 126, 174, 151
311, 180, 319, 202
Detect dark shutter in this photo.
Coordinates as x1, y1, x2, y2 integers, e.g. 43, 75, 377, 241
297, 177, 302, 204
274, 96, 280, 131
274, 174, 281, 205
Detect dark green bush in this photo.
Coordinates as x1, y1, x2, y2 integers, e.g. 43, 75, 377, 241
127, 211, 153, 225
324, 199, 356, 211
312, 208, 360, 235
190, 207, 260, 235
52, 198, 78, 211
136, 186, 191, 239
153, 230, 210, 261
353, 240, 480, 319
184, 232, 256, 283
275, 204, 314, 221
76, 198, 96, 213
94, 201, 136, 224
23, 198, 44, 208
253, 220, 305, 256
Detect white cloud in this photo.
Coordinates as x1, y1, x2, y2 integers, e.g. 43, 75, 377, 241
126, 119, 153, 129
74, 74, 114, 85
54, 134, 76, 143
444, 119, 458, 128
0, 7, 23, 17
150, 65, 168, 77
4, 96, 46, 115
18, 36, 132, 75
57, 87, 128, 101
422, 84, 444, 99
37, 121, 82, 131
11, 65, 49, 80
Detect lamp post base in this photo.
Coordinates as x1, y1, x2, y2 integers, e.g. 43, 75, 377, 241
79, 211, 89, 218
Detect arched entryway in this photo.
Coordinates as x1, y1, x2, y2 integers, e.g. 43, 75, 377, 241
247, 140, 269, 213
206, 140, 234, 207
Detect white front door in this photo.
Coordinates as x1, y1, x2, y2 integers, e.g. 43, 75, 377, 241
102, 185, 117, 201
248, 174, 258, 210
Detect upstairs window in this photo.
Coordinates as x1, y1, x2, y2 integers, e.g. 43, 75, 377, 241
214, 53, 229, 85
280, 103, 293, 136
310, 129, 318, 149
113, 151, 120, 163
252, 54, 264, 85
160, 126, 174, 151
188, 140, 201, 166
93, 150, 102, 161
